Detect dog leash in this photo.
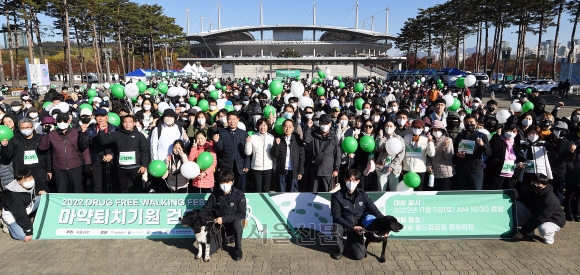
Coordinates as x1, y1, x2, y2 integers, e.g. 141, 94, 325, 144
211, 223, 225, 250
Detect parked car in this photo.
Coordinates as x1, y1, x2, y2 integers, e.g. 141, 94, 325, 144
490, 80, 525, 93
472, 73, 490, 87
512, 80, 558, 95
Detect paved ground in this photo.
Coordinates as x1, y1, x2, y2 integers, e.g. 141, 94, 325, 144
1, 221, 580, 274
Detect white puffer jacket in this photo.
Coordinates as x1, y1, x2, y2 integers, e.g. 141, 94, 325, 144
245, 132, 274, 170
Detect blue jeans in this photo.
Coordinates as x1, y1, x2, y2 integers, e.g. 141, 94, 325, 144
456, 169, 484, 190
279, 171, 298, 192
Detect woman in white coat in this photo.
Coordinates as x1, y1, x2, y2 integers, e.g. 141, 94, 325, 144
375, 120, 406, 191
245, 118, 275, 192
402, 119, 436, 191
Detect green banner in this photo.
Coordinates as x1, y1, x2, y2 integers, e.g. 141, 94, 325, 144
33, 191, 516, 240
275, 70, 300, 78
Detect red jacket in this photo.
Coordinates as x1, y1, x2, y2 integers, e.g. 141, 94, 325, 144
188, 142, 217, 189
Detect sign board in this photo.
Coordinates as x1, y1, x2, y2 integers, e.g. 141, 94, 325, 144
560, 62, 580, 85
33, 191, 516, 240
25, 58, 51, 87
276, 70, 301, 79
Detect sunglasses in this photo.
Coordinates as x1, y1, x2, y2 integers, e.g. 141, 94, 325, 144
305, 112, 313, 114
56, 119, 68, 123
364, 125, 374, 128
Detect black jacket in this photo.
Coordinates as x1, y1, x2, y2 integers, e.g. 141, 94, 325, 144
2, 188, 35, 236
271, 133, 305, 178
79, 123, 117, 166
485, 135, 526, 176
1, 132, 50, 191
98, 127, 151, 169
304, 127, 341, 177
331, 188, 383, 231
200, 187, 246, 224
546, 135, 574, 175
214, 127, 251, 174
453, 130, 492, 171
519, 185, 566, 234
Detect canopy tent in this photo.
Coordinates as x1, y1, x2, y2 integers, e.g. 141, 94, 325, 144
125, 68, 148, 82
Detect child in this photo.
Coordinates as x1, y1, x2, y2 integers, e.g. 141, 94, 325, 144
1, 169, 43, 241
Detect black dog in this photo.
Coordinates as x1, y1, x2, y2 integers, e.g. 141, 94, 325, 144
363, 215, 404, 263
179, 209, 216, 262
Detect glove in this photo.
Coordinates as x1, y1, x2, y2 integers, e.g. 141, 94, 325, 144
83, 164, 92, 174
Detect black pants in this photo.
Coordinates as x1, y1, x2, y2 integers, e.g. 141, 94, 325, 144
331, 223, 366, 260
488, 176, 514, 190
311, 175, 332, 192
92, 164, 117, 193
278, 170, 298, 192
53, 166, 84, 193
190, 187, 213, 193
424, 177, 452, 191
117, 168, 143, 193
251, 169, 272, 192
210, 220, 243, 255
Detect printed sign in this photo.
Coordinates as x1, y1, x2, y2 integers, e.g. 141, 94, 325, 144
458, 139, 475, 154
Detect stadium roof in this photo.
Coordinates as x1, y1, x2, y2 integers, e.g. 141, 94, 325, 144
185, 25, 397, 43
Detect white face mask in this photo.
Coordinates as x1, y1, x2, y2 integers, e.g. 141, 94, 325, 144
380, 107, 386, 112
345, 103, 351, 108
391, 107, 398, 113
320, 124, 330, 132
424, 126, 430, 133
20, 129, 33, 136
319, 100, 325, 105
522, 119, 532, 126
243, 100, 249, 106
25, 103, 32, 109
22, 180, 35, 189
346, 181, 358, 191
138, 100, 143, 105
553, 130, 562, 138
421, 99, 426, 102
473, 103, 480, 108
29, 112, 38, 119
234, 105, 242, 111
385, 127, 395, 135
291, 103, 297, 110
372, 116, 380, 123
340, 120, 348, 127
459, 115, 465, 122
164, 117, 175, 126
362, 109, 370, 115
143, 105, 151, 111
305, 114, 313, 119
197, 118, 206, 125
133, 107, 141, 113
220, 116, 227, 124
12, 106, 21, 112
22, 96, 29, 101
136, 126, 143, 132
412, 128, 423, 136
209, 105, 217, 111
57, 122, 69, 129
432, 131, 443, 138
504, 131, 517, 140
102, 108, 109, 112
220, 183, 232, 193
397, 119, 407, 127
527, 134, 539, 143
573, 115, 580, 122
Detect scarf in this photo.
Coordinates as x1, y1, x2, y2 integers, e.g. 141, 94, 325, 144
539, 129, 552, 140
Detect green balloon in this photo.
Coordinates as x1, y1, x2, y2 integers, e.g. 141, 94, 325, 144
337, 76, 342, 81
339, 82, 345, 89
88, 97, 94, 105
131, 97, 138, 103
0, 125, 14, 141
526, 88, 532, 94
111, 84, 125, 99
136, 81, 147, 94
79, 103, 93, 112
189, 97, 198, 106
354, 82, 364, 93
318, 70, 325, 78
341, 136, 358, 154
87, 89, 97, 98
317, 87, 325, 96
198, 99, 209, 112
359, 135, 376, 152
247, 131, 255, 136
42, 101, 52, 110
354, 98, 364, 110
437, 83, 444, 89
456, 77, 466, 88
522, 101, 534, 113
437, 79, 442, 84
260, 80, 265, 84
416, 80, 421, 84
148, 160, 167, 178
269, 80, 283, 96
245, 78, 250, 84
196, 152, 214, 170
263, 105, 276, 118
107, 112, 120, 127
193, 83, 198, 89
215, 82, 222, 89
210, 90, 219, 99
221, 86, 227, 91
403, 172, 421, 188
465, 108, 472, 114
312, 78, 318, 83
224, 105, 234, 112
158, 82, 169, 94
448, 98, 461, 111
274, 117, 285, 135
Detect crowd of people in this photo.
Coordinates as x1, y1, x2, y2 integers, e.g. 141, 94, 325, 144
0, 74, 575, 245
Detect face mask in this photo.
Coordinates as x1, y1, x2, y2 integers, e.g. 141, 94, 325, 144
320, 124, 330, 132
234, 105, 242, 111
138, 100, 143, 105
25, 103, 32, 109
459, 115, 465, 122
397, 119, 407, 127
319, 100, 325, 105
164, 117, 175, 126
291, 103, 297, 110
371, 116, 379, 123
466, 124, 476, 132
220, 116, 228, 124
391, 107, 398, 113
504, 131, 517, 140
346, 181, 357, 191
305, 114, 313, 119
473, 103, 480, 108
314, 120, 320, 127
22, 180, 35, 189
142, 105, 151, 111
527, 134, 539, 143
553, 130, 562, 138
209, 105, 217, 111
421, 99, 426, 102
362, 109, 370, 115
432, 131, 443, 138
12, 107, 20, 112
243, 100, 249, 106
233, 92, 239, 96
20, 129, 33, 136
345, 103, 351, 108
573, 115, 580, 123
22, 96, 29, 100
220, 183, 232, 193
533, 185, 544, 193
412, 128, 423, 136
284, 113, 293, 119
424, 126, 430, 133
57, 122, 69, 129
80, 117, 91, 124
137, 126, 143, 132
29, 112, 38, 119
385, 127, 395, 135
340, 120, 348, 127
197, 118, 206, 125
522, 119, 532, 126
133, 107, 141, 113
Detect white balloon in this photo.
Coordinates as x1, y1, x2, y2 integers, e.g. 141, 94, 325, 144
57, 102, 69, 113
238, 123, 246, 131
464, 75, 477, 87
181, 161, 200, 179
326, 75, 333, 81
333, 80, 340, 87
157, 102, 170, 113
395, 180, 413, 192
307, 78, 312, 84
213, 78, 218, 84
216, 98, 226, 110
263, 90, 271, 99
510, 102, 522, 113
284, 93, 293, 104
330, 99, 340, 108
179, 87, 188, 97
477, 128, 491, 140
290, 82, 304, 97
42, 86, 48, 92
192, 106, 202, 113
496, 110, 511, 124
124, 83, 139, 98
202, 77, 208, 83
267, 79, 272, 86
385, 138, 403, 156
298, 97, 313, 109
443, 94, 454, 107
325, 68, 331, 76
167, 86, 179, 97
207, 85, 215, 91
412, 82, 417, 87
103, 82, 110, 89
420, 77, 426, 83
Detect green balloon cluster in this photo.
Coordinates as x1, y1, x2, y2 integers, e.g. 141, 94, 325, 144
148, 160, 167, 178
359, 135, 375, 152
448, 98, 461, 111
354, 82, 364, 93
403, 172, 421, 188
269, 80, 283, 96
354, 98, 364, 110
317, 70, 326, 79
437, 79, 442, 84
437, 83, 444, 89
107, 112, 120, 127
341, 136, 358, 154
197, 152, 214, 170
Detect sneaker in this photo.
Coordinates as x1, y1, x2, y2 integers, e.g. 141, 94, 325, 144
0, 218, 8, 234
544, 237, 554, 245
233, 248, 243, 261
148, 189, 156, 193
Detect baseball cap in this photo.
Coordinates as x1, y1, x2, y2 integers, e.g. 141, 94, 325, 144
80, 108, 93, 116
94, 108, 108, 116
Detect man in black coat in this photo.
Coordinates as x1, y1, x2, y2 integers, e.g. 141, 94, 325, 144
271, 119, 305, 192
330, 169, 384, 260
200, 169, 246, 261
304, 114, 341, 192
514, 173, 566, 245
213, 112, 250, 192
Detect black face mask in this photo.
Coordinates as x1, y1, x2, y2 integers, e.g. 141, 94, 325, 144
487, 106, 496, 113
533, 185, 544, 193
541, 120, 552, 127
466, 124, 476, 132
80, 117, 91, 124
535, 105, 545, 112
485, 120, 498, 131
447, 120, 459, 129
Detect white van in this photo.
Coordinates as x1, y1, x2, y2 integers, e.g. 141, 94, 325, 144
471, 73, 489, 87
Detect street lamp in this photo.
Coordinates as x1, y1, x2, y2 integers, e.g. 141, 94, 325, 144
103, 48, 112, 83
195, 61, 201, 77
501, 47, 511, 85
426, 56, 433, 70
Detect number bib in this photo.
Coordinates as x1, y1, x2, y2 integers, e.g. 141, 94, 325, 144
501, 160, 516, 174
119, 151, 136, 165
525, 161, 535, 173
405, 146, 422, 157
23, 150, 38, 165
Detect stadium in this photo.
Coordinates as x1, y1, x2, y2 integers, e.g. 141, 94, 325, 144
177, 2, 405, 79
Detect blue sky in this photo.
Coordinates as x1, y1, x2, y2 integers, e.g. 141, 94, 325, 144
11, 0, 580, 55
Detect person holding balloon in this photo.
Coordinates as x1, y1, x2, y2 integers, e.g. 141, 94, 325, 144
425, 121, 455, 191
188, 131, 217, 193
401, 119, 435, 191
375, 120, 405, 191
351, 119, 378, 190
161, 140, 190, 193
134, 98, 159, 131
